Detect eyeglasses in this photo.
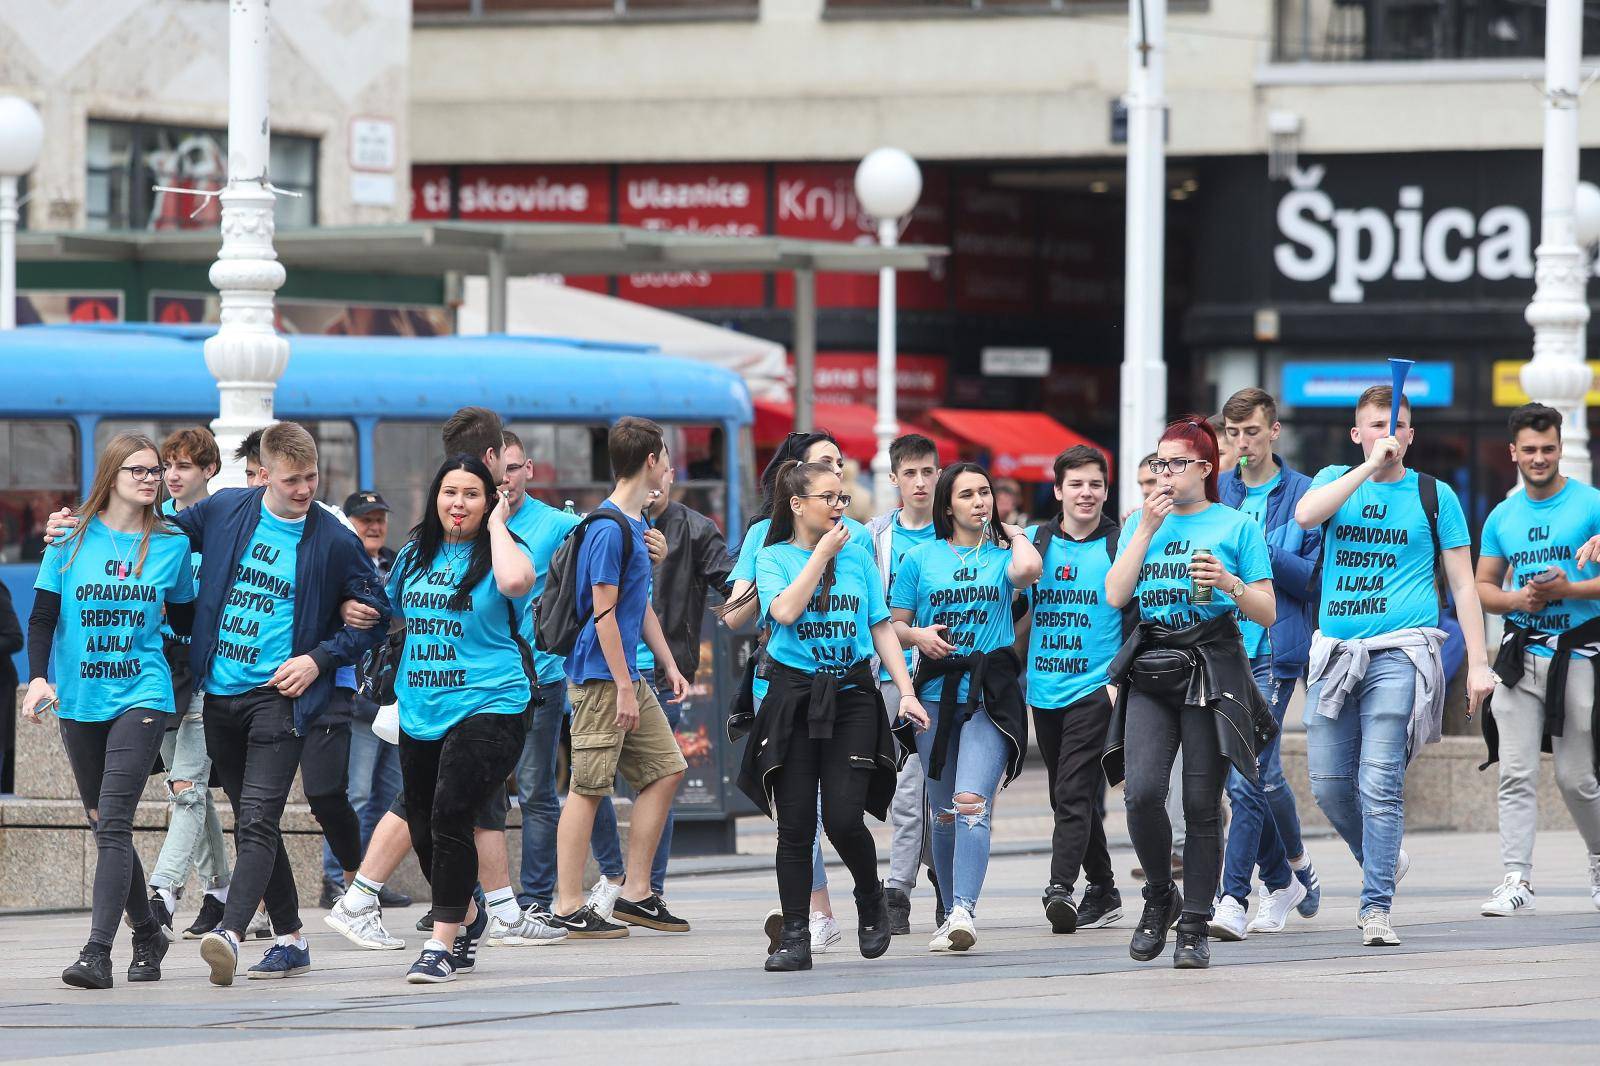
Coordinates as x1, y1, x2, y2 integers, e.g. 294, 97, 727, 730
120, 465, 167, 482
503, 461, 530, 475
797, 491, 851, 509
1147, 458, 1208, 475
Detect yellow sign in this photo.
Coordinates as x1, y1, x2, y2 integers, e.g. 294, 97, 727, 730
1492, 360, 1600, 407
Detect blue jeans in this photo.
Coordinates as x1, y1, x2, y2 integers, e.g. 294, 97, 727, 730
515, 681, 570, 908
590, 687, 679, 896
322, 717, 403, 883
916, 703, 1009, 916
1304, 648, 1414, 915
1219, 657, 1304, 904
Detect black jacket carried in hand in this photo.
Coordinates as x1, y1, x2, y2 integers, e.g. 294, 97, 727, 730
649, 500, 731, 685
895, 646, 1028, 788
1103, 612, 1277, 787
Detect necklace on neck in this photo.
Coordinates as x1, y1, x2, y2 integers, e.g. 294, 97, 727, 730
948, 535, 983, 567
106, 523, 138, 580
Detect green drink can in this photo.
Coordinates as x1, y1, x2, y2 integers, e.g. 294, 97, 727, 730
1190, 548, 1214, 605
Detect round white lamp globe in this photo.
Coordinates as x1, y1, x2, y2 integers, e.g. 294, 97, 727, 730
854, 148, 922, 222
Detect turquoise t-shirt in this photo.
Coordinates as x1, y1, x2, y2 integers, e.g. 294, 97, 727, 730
890, 538, 1022, 704
157, 498, 203, 647
1235, 472, 1281, 658
1480, 478, 1600, 658
880, 514, 937, 681
207, 504, 301, 696
386, 542, 533, 741
1119, 503, 1272, 629
506, 497, 582, 685
1026, 524, 1123, 711
731, 515, 873, 584
756, 541, 888, 677
636, 575, 657, 678
35, 517, 196, 721
1311, 466, 1469, 640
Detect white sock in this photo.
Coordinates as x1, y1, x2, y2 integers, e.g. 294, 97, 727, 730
485, 887, 520, 925
152, 887, 177, 913
344, 874, 382, 914
425, 938, 449, 952
206, 884, 229, 904
1289, 853, 1311, 872
276, 933, 307, 949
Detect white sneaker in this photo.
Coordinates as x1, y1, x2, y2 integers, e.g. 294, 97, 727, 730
489, 903, 569, 946
943, 906, 976, 951
323, 898, 405, 950
1247, 878, 1308, 934
1589, 854, 1600, 912
1395, 848, 1410, 886
585, 876, 623, 922
1360, 910, 1401, 946
808, 911, 841, 953
1480, 873, 1536, 917
1208, 895, 1248, 941
928, 918, 953, 952
245, 909, 273, 940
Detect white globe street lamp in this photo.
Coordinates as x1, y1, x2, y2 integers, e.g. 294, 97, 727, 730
854, 148, 922, 511
0, 96, 44, 331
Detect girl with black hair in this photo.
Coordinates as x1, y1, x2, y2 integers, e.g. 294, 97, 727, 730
889, 462, 1042, 953
741, 461, 928, 971
386, 455, 536, 984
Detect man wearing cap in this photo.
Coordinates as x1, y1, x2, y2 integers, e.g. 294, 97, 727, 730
318, 491, 410, 907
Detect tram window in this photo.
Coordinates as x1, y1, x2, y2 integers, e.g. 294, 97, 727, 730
508, 422, 611, 511
661, 424, 728, 533
0, 420, 79, 564
95, 418, 356, 507
373, 422, 445, 549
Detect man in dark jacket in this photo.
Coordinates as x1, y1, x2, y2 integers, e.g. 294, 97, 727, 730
1212, 388, 1323, 940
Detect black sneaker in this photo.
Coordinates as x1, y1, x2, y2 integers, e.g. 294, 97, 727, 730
378, 885, 412, 909
415, 908, 435, 931
550, 904, 629, 940
1173, 918, 1210, 969
857, 885, 892, 960
884, 886, 912, 936
1077, 883, 1124, 928
406, 944, 456, 984
613, 894, 690, 933
450, 905, 489, 974
128, 928, 170, 983
1042, 883, 1078, 934
62, 948, 112, 990
146, 893, 177, 942
318, 878, 342, 910
183, 894, 226, 940
1129, 884, 1184, 962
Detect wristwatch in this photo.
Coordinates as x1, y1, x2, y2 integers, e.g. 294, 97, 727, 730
1229, 579, 1247, 599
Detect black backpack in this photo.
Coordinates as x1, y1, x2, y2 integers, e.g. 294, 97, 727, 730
535, 509, 636, 657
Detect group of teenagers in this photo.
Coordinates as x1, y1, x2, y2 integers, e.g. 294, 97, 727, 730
23, 382, 1600, 989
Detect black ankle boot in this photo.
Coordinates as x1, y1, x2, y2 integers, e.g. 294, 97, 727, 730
1173, 917, 1210, 969
764, 920, 812, 972
1128, 882, 1184, 962
857, 885, 892, 960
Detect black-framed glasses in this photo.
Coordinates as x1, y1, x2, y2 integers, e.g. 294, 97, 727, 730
797, 491, 851, 509
1147, 458, 1208, 475
503, 460, 531, 475
120, 464, 167, 482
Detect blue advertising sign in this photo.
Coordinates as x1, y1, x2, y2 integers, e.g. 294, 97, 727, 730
1282, 361, 1454, 408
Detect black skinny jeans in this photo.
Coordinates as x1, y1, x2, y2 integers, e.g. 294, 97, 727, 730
59, 709, 167, 948
1032, 687, 1115, 892
772, 691, 882, 926
301, 719, 361, 874
399, 710, 527, 924
204, 688, 306, 937
1122, 687, 1228, 919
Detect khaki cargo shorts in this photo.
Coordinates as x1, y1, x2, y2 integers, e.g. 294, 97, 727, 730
567, 678, 688, 797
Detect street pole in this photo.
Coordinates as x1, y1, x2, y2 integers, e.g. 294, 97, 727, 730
0, 176, 18, 331
203, 0, 288, 489
1119, 0, 1168, 515
0, 95, 44, 331
793, 268, 816, 432
1522, 0, 1593, 484
872, 218, 899, 510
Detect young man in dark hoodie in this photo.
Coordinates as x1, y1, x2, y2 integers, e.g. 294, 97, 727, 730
1026, 445, 1127, 934
1211, 388, 1323, 941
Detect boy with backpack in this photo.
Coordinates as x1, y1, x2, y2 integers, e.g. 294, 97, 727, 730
1294, 385, 1495, 947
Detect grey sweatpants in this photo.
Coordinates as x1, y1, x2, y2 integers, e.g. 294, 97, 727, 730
1493, 651, 1600, 878
882, 680, 930, 893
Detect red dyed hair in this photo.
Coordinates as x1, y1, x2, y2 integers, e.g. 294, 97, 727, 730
1159, 415, 1222, 503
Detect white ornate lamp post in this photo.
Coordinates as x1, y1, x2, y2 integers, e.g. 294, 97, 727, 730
854, 148, 922, 510
1523, 0, 1595, 483
204, 0, 288, 488
0, 96, 44, 331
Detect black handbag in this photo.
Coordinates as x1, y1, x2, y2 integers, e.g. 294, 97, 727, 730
1128, 647, 1197, 699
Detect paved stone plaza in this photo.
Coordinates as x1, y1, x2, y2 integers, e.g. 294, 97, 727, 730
3, 825, 1597, 1064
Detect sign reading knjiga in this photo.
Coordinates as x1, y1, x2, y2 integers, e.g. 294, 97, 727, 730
1492, 360, 1600, 408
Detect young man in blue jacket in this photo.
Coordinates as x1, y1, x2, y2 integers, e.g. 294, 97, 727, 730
1210, 388, 1323, 940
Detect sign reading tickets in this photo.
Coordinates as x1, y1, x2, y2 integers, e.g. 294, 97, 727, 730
617, 164, 767, 309
1281, 361, 1453, 408
1492, 360, 1600, 407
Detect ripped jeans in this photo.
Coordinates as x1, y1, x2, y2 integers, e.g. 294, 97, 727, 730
916, 704, 1008, 916
148, 691, 231, 895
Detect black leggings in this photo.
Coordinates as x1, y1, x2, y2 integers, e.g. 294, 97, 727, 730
398, 711, 527, 924
772, 693, 882, 925
1122, 688, 1228, 919
301, 720, 361, 874
59, 710, 167, 948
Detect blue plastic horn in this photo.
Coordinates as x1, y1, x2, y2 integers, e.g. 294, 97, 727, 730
1388, 358, 1415, 436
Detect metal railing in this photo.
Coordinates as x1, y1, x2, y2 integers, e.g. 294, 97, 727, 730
415, 0, 756, 19
1275, 0, 1600, 62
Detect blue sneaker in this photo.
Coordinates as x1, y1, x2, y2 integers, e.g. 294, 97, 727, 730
1294, 862, 1321, 918
247, 940, 311, 980
199, 930, 238, 987
406, 942, 456, 984
450, 904, 489, 975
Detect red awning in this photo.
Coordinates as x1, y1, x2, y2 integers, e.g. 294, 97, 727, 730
928, 408, 1109, 482
752, 400, 958, 466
